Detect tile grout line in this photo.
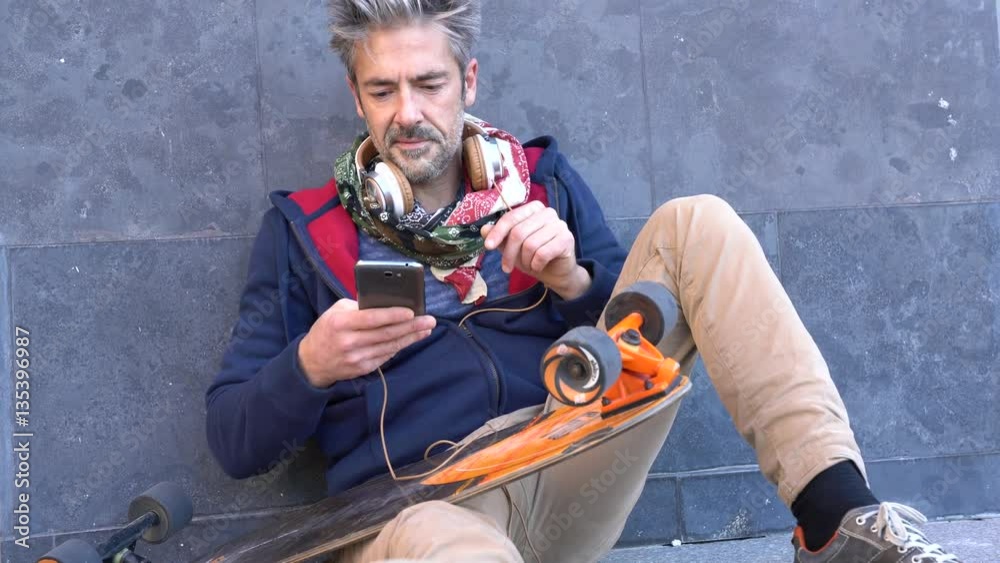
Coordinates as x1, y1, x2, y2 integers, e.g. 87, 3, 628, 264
647, 448, 1000, 480
4, 198, 995, 252
5, 195, 992, 250
16, 453, 1000, 542
637, 0, 657, 214
250, 0, 270, 203
15, 505, 302, 542
774, 211, 783, 282
674, 475, 687, 543
741, 197, 1000, 215
608, 196, 1000, 223
5, 233, 256, 251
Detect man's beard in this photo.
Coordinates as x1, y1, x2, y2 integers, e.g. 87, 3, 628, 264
381, 109, 465, 185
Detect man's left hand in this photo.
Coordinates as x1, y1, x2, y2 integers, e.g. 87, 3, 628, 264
481, 201, 592, 300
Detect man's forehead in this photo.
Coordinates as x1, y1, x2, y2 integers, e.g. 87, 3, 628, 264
354, 24, 458, 83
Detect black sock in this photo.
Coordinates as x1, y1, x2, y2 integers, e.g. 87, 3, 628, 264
791, 460, 879, 551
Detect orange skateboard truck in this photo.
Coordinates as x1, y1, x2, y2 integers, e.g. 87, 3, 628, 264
542, 281, 682, 415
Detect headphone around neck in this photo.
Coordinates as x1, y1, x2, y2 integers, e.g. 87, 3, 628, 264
356, 124, 505, 223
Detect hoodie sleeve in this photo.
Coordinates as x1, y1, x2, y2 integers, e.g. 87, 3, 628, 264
205, 208, 336, 479
549, 152, 629, 327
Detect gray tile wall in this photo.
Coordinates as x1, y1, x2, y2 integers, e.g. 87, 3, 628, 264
1, 0, 996, 558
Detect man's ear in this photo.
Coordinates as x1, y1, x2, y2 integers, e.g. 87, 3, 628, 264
346, 74, 365, 118
463, 58, 479, 108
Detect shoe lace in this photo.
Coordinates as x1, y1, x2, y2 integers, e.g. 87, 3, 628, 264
856, 502, 959, 562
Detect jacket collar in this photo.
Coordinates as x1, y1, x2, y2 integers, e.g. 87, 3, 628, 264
269, 136, 561, 299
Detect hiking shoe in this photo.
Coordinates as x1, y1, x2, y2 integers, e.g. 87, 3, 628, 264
792, 502, 961, 562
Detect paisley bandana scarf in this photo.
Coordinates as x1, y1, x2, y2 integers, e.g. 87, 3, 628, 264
335, 114, 532, 305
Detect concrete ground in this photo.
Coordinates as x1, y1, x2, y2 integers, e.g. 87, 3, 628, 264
603, 517, 999, 562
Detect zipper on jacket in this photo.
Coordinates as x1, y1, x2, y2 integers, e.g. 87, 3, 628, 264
452, 320, 502, 416
445, 277, 549, 418
450, 171, 565, 413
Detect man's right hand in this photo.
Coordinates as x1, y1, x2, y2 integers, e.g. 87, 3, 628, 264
297, 299, 436, 388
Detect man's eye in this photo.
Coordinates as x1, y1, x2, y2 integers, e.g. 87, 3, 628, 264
371, 91, 390, 99
424, 84, 444, 92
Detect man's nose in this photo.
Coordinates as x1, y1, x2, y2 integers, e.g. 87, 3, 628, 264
394, 89, 423, 129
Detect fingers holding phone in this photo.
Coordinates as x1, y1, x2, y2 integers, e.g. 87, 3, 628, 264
298, 299, 435, 388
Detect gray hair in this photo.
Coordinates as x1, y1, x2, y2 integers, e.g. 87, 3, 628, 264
328, 0, 482, 83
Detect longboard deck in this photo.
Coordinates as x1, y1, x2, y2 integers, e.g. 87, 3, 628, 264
197, 376, 690, 563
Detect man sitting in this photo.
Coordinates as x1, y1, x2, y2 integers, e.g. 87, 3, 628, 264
205, 1, 962, 561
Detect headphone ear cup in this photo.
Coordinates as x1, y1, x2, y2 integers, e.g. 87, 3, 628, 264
463, 136, 491, 192
367, 160, 415, 219
384, 161, 415, 215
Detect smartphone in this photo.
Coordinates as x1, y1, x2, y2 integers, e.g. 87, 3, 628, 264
355, 260, 426, 315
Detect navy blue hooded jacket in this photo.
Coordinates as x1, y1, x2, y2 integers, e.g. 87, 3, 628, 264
205, 136, 629, 495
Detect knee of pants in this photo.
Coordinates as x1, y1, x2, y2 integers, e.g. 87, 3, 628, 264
651, 193, 742, 232
395, 500, 469, 525
393, 500, 506, 536
378, 500, 519, 562
646, 194, 758, 260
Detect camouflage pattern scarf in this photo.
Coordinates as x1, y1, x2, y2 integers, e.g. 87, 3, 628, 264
335, 114, 531, 305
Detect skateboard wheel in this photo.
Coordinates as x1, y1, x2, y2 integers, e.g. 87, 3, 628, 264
37, 539, 102, 563
127, 481, 194, 544
542, 326, 622, 406
604, 281, 678, 345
